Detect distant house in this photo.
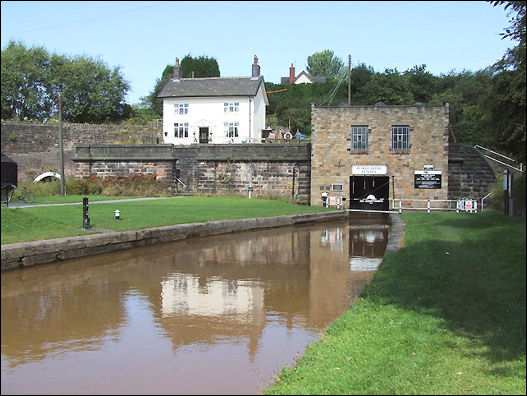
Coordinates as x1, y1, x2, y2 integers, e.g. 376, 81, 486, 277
280, 63, 327, 84
158, 56, 269, 145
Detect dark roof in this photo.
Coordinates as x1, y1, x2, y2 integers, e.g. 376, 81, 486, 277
279, 71, 327, 84
157, 76, 265, 98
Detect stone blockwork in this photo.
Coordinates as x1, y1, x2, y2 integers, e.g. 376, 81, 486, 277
448, 143, 496, 199
1, 121, 161, 181
73, 144, 312, 203
1, 211, 347, 271
311, 104, 450, 208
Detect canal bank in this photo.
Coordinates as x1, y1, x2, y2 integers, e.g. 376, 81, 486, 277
1, 211, 405, 271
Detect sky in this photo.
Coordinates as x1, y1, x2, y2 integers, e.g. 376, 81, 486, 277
1, 1, 516, 105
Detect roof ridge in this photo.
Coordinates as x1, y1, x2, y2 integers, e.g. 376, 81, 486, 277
179, 76, 255, 80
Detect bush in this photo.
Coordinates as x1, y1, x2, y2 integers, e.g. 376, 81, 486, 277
65, 176, 102, 195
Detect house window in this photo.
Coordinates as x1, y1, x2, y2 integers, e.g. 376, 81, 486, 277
391, 125, 410, 151
351, 126, 369, 151
174, 122, 189, 138
331, 184, 343, 191
224, 102, 239, 113
174, 103, 189, 115
224, 122, 239, 138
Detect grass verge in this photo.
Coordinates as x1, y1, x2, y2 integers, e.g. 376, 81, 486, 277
1, 196, 334, 245
263, 210, 526, 395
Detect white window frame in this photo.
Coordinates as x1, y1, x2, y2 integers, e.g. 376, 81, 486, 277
224, 122, 239, 138
224, 102, 239, 113
174, 122, 189, 138
350, 125, 369, 151
174, 103, 189, 115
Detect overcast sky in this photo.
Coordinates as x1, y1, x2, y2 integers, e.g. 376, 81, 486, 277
1, 1, 515, 104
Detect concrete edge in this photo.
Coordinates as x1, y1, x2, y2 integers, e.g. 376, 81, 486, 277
1, 210, 347, 271
384, 214, 406, 258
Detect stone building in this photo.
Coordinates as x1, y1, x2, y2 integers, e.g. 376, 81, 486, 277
310, 103, 450, 210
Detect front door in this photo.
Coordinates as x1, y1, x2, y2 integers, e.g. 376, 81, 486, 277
199, 127, 209, 144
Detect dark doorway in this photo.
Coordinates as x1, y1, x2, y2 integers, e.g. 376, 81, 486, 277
199, 127, 209, 144
349, 176, 390, 211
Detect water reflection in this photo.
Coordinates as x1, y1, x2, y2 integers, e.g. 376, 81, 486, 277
1, 215, 389, 394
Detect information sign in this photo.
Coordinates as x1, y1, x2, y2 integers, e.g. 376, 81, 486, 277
351, 165, 387, 175
414, 170, 442, 189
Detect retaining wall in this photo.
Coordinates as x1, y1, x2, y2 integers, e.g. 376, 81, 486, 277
1, 211, 347, 271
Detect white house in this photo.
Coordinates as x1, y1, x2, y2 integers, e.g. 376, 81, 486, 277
158, 56, 269, 145
280, 63, 327, 84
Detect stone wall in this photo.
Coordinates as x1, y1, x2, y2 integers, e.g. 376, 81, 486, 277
73, 144, 312, 203
1, 121, 161, 181
448, 143, 497, 199
311, 104, 450, 208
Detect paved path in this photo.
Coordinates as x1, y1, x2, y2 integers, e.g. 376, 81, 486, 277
3, 197, 175, 208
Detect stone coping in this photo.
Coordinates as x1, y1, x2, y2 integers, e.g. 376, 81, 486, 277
1, 211, 347, 271
1, 211, 405, 272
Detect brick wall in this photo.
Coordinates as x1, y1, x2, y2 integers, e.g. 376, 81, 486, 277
73, 144, 311, 203
1, 121, 161, 181
448, 143, 497, 199
311, 104, 450, 208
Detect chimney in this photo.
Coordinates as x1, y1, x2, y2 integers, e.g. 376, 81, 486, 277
252, 55, 260, 79
289, 63, 296, 84
173, 57, 182, 81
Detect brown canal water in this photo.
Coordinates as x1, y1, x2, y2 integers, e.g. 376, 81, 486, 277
1, 214, 389, 395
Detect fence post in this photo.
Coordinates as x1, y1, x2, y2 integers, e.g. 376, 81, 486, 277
427, 198, 431, 214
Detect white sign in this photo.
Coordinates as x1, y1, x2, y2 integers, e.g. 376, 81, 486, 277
351, 165, 387, 175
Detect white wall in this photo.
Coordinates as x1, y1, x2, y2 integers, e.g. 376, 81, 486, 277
163, 96, 263, 145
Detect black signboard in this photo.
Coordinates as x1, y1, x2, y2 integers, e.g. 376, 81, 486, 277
414, 171, 442, 189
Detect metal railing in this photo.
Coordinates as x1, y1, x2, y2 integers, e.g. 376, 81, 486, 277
390, 198, 479, 214
474, 145, 524, 173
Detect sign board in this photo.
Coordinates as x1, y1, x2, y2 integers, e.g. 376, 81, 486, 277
329, 196, 336, 206
414, 170, 442, 189
351, 165, 387, 175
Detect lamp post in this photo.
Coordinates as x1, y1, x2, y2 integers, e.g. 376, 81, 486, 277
58, 92, 65, 196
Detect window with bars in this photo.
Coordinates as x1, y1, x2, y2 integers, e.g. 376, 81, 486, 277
391, 125, 410, 151
224, 102, 239, 112
350, 125, 369, 151
174, 122, 189, 138
174, 103, 189, 115
224, 122, 239, 138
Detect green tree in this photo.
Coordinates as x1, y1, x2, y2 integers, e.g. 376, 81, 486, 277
359, 68, 414, 105
488, 0, 526, 162
180, 54, 220, 78
142, 65, 174, 117
1, 41, 51, 120
1, 40, 130, 123
306, 50, 345, 80
403, 64, 439, 103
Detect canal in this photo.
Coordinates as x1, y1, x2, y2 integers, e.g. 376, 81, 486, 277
1, 213, 389, 395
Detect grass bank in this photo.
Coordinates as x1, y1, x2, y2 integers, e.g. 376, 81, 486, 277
263, 210, 526, 395
1, 196, 333, 245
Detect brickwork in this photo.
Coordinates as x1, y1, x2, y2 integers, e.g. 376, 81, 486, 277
72, 144, 311, 203
311, 104, 450, 208
1, 121, 161, 181
448, 143, 497, 199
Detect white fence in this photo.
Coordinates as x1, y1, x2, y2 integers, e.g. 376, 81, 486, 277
390, 198, 479, 214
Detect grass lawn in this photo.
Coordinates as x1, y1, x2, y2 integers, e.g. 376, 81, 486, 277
1, 196, 334, 245
263, 210, 526, 395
